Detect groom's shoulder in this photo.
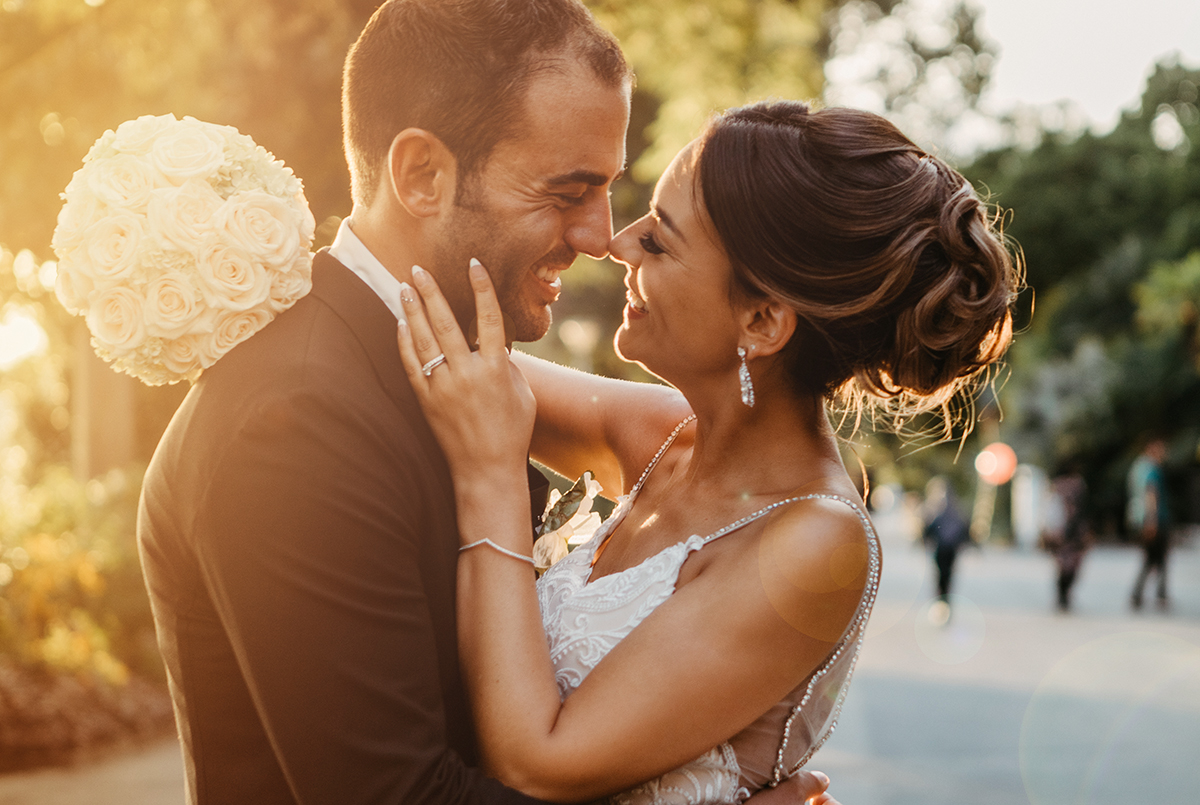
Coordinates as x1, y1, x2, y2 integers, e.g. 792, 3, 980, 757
168, 254, 422, 454
216, 254, 400, 399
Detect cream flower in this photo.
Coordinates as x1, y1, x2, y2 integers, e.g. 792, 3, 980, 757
147, 180, 223, 253
54, 256, 97, 315
83, 212, 145, 282
143, 272, 202, 340
161, 334, 208, 377
267, 253, 314, 313
213, 192, 302, 269
112, 114, 178, 156
150, 124, 226, 184
196, 240, 271, 311
86, 286, 146, 354
206, 309, 273, 361
52, 192, 104, 254
85, 153, 163, 211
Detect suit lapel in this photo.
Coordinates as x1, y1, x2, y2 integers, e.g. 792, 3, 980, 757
308, 250, 414, 409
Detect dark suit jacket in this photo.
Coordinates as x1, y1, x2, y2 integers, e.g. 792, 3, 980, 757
138, 251, 548, 804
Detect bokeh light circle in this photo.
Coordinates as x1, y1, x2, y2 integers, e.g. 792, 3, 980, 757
975, 442, 1018, 485
1020, 632, 1200, 805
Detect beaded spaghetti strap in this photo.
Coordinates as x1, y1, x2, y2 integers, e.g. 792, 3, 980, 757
589, 415, 695, 568
694, 492, 872, 548
631, 415, 696, 496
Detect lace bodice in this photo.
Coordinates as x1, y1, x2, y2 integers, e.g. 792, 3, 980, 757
535, 421, 880, 805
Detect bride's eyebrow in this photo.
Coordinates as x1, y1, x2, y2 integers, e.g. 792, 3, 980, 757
651, 204, 686, 245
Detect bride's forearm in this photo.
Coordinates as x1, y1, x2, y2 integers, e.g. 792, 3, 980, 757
454, 491, 584, 799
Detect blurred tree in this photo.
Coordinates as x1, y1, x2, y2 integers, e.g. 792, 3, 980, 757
965, 60, 1200, 526
821, 0, 997, 155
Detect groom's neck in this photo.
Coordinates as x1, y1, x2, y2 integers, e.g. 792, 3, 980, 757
347, 205, 425, 288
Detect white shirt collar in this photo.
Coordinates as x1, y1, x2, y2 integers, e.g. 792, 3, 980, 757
327, 218, 406, 321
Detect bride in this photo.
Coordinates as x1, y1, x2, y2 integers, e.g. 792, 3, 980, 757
396, 101, 1017, 804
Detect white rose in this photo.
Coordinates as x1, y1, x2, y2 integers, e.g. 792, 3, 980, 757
205, 308, 273, 363
147, 180, 223, 253
161, 333, 208, 376
52, 192, 105, 254
213, 193, 303, 269
267, 253, 313, 312
143, 271, 202, 339
54, 256, 97, 314
112, 114, 178, 155
83, 129, 118, 163
196, 240, 271, 311
86, 286, 146, 354
85, 153, 163, 211
150, 124, 226, 185
83, 212, 145, 282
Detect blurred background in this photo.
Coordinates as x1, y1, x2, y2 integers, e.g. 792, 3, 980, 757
0, 0, 1198, 802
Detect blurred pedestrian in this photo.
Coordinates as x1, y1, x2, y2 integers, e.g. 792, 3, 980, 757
1127, 438, 1171, 609
1044, 467, 1089, 611
923, 477, 972, 602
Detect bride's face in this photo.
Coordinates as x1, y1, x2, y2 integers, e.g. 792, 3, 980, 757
610, 142, 741, 381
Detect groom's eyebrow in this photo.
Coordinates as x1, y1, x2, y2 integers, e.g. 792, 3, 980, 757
546, 167, 626, 187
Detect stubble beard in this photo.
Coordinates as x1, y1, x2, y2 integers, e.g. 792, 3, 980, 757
438, 196, 559, 344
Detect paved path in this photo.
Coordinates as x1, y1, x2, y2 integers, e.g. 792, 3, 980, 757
0, 511, 1196, 804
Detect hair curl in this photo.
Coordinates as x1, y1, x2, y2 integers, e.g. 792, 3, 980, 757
696, 101, 1020, 434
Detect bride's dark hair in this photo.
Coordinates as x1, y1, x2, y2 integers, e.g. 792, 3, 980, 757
695, 101, 1020, 432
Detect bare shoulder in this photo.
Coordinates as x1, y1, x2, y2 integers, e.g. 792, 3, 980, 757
755, 493, 874, 642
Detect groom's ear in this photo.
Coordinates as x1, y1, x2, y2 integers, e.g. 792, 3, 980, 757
387, 129, 457, 218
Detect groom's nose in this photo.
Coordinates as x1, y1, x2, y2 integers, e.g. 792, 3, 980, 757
563, 190, 614, 260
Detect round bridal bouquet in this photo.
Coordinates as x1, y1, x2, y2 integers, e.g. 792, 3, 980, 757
52, 114, 316, 385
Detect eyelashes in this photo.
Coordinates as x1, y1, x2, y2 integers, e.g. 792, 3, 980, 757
639, 231, 665, 255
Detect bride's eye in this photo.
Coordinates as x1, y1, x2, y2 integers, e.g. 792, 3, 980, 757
638, 231, 665, 255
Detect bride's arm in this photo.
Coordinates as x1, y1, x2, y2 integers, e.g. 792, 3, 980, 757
397, 267, 866, 802
510, 352, 690, 496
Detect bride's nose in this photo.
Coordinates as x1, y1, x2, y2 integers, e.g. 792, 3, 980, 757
608, 216, 647, 268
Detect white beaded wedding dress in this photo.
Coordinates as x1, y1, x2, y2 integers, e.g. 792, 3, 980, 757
536, 421, 881, 805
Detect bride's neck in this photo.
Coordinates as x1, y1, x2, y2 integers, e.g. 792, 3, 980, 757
676, 380, 846, 500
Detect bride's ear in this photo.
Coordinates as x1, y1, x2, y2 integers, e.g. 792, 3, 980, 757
387, 129, 457, 218
739, 298, 796, 359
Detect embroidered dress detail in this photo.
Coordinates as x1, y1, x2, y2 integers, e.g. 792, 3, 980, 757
536, 420, 881, 804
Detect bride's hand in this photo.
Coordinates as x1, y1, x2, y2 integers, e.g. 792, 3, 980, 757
743, 771, 841, 805
396, 260, 535, 487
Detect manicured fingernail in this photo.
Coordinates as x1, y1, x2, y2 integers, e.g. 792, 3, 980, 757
469, 257, 482, 269
399, 282, 414, 304
411, 265, 428, 283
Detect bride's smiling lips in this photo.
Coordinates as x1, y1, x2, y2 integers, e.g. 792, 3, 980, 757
624, 282, 647, 318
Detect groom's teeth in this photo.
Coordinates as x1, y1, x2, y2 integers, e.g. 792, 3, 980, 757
534, 266, 561, 282
626, 290, 647, 312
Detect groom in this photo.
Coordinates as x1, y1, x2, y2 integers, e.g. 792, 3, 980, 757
138, 1, 629, 802
139, 1, 837, 803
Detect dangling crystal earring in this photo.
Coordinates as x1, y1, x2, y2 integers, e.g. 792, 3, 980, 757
737, 346, 755, 408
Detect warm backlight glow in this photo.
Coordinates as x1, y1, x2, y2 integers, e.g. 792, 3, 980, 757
0, 308, 48, 370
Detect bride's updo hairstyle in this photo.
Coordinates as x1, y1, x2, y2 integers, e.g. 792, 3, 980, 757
695, 101, 1019, 430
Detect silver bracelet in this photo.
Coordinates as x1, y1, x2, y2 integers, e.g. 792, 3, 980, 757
459, 538, 535, 566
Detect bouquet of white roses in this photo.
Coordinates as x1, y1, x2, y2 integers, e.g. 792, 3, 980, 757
51, 114, 316, 385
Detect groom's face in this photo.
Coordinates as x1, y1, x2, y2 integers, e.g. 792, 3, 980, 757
435, 60, 630, 342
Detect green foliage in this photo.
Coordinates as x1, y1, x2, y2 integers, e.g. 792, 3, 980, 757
964, 60, 1200, 523
0, 463, 156, 684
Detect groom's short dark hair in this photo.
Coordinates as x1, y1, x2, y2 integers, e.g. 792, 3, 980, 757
343, 0, 630, 207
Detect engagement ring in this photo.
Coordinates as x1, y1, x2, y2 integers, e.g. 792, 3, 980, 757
421, 354, 447, 377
